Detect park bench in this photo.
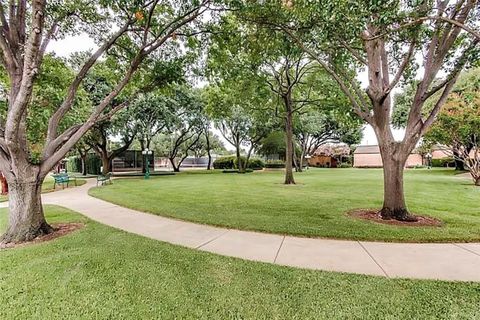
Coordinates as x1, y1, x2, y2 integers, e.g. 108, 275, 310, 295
97, 173, 112, 186
52, 173, 77, 189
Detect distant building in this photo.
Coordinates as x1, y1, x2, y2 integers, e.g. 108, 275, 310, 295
308, 155, 339, 168
307, 143, 351, 168
353, 145, 450, 168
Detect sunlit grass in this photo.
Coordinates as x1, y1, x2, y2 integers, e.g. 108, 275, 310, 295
90, 168, 480, 242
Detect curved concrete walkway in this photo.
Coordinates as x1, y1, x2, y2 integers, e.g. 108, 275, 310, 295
2, 179, 480, 282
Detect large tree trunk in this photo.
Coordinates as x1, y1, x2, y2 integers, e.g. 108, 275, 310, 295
1, 175, 53, 245
101, 154, 112, 175
284, 111, 296, 184
378, 149, 417, 221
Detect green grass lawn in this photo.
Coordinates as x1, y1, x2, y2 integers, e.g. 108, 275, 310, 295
1, 206, 480, 319
89, 168, 480, 242
0, 175, 86, 202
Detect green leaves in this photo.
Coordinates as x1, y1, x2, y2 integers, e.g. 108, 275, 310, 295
425, 68, 480, 149
25, 54, 90, 162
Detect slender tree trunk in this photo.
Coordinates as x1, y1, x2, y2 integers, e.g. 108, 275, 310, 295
246, 145, 254, 170
299, 148, 306, 172
284, 112, 296, 184
139, 139, 147, 174
1, 174, 53, 244
378, 152, 417, 221
80, 155, 87, 176
206, 129, 212, 170
454, 159, 465, 170
169, 157, 180, 172
453, 148, 465, 170
207, 150, 212, 170
236, 144, 244, 173
292, 149, 299, 172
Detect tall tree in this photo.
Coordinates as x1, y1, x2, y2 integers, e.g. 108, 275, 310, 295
0, 0, 211, 244
263, 52, 314, 183
252, 0, 479, 220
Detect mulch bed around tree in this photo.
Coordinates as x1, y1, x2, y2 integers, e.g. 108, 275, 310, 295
349, 209, 443, 227
0, 223, 84, 250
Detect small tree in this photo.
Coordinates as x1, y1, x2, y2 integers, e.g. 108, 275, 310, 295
86, 115, 137, 175
189, 130, 226, 166
151, 85, 205, 172
425, 68, 480, 185
205, 80, 272, 173
294, 109, 362, 171
72, 139, 92, 176
213, 106, 250, 172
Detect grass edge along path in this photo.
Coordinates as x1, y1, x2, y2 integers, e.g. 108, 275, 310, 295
89, 168, 480, 243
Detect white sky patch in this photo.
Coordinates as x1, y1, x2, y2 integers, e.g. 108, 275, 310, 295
48, 34, 97, 57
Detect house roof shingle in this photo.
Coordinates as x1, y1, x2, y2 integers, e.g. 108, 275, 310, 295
353, 145, 380, 154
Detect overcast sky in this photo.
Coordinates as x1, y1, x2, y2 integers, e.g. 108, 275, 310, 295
48, 35, 407, 149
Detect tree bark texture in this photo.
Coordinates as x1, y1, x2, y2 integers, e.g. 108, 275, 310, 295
284, 109, 296, 184
1, 175, 53, 244
236, 143, 244, 173
376, 140, 418, 221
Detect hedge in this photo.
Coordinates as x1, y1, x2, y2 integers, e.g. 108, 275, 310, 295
245, 158, 265, 170
214, 156, 265, 170
67, 154, 102, 175
213, 156, 236, 169
432, 158, 455, 167
265, 160, 285, 169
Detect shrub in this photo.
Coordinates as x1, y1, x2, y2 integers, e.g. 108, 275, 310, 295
432, 158, 455, 167
67, 154, 102, 174
339, 163, 352, 168
265, 160, 285, 169
247, 158, 265, 170
215, 156, 265, 170
213, 156, 236, 169
233, 156, 248, 169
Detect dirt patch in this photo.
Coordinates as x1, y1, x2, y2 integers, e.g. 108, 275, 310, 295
0, 223, 84, 250
349, 209, 443, 227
